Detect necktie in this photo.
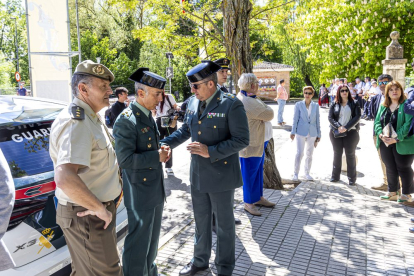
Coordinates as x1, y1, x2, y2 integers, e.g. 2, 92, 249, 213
199, 101, 206, 117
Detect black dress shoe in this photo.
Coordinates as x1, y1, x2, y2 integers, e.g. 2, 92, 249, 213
235, 218, 242, 225
179, 262, 208, 276
348, 181, 356, 186
411, 218, 414, 223
330, 178, 339, 182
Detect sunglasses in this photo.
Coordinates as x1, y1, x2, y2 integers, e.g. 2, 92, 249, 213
340, 89, 349, 93
378, 81, 389, 85
189, 80, 209, 89
304, 92, 313, 95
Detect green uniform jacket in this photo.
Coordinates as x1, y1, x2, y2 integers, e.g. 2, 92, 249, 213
161, 90, 249, 193
113, 102, 165, 210
374, 100, 414, 155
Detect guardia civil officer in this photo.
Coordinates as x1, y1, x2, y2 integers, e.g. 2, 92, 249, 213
214, 58, 230, 93
213, 58, 242, 227
161, 61, 249, 276
50, 60, 122, 275
113, 68, 170, 276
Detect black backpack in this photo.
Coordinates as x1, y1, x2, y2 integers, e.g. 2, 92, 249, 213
105, 107, 114, 128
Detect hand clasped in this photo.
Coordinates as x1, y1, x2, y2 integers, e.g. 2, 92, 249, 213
187, 142, 210, 158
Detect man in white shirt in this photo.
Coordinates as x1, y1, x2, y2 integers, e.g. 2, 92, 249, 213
355, 77, 365, 109
330, 78, 340, 104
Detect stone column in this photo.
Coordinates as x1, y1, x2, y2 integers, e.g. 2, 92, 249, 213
382, 31, 408, 90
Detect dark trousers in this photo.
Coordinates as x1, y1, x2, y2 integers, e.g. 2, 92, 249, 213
56, 202, 122, 276
379, 142, 414, 194
329, 129, 360, 182
156, 117, 177, 168
122, 203, 164, 276
356, 95, 365, 110
191, 187, 235, 275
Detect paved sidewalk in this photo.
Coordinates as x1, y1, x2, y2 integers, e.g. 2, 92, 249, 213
155, 104, 414, 276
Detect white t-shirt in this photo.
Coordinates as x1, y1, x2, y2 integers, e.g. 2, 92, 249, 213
264, 121, 273, 142
156, 94, 176, 117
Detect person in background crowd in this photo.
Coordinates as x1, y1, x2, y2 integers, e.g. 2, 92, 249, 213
355, 77, 365, 109
155, 91, 179, 175
214, 58, 231, 93
339, 78, 344, 85
370, 74, 393, 191
274, 79, 288, 126
344, 78, 348, 85
0, 149, 15, 271
374, 81, 414, 203
291, 86, 321, 181
328, 85, 361, 186
318, 83, 329, 108
112, 87, 130, 120
328, 79, 334, 95
174, 90, 180, 100
330, 78, 340, 104
349, 82, 357, 99
363, 81, 380, 120
361, 77, 372, 119
237, 73, 275, 217
113, 68, 170, 276
161, 61, 249, 276
50, 60, 123, 275
16, 82, 27, 96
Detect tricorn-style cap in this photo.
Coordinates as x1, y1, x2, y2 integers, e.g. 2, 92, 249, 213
129, 68, 166, 89
214, 58, 231, 69
74, 60, 115, 83
186, 60, 221, 83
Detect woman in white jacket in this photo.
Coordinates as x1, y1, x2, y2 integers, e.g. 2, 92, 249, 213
237, 73, 275, 216
290, 86, 321, 181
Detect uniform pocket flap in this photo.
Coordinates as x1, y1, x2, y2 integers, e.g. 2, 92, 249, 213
96, 137, 108, 149
131, 170, 157, 184
57, 217, 72, 229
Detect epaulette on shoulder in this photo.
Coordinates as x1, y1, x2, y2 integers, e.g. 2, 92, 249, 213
223, 93, 236, 100
69, 104, 85, 120
120, 109, 133, 119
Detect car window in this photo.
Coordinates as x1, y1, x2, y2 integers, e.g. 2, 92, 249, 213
0, 121, 55, 188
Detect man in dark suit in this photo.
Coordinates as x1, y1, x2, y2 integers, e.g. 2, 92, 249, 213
214, 58, 230, 93
113, 68, 170, 276
161, 61, 249, 276
370, 74, 393, 191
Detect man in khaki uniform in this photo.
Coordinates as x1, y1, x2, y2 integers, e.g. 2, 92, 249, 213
49, 60, 122, 276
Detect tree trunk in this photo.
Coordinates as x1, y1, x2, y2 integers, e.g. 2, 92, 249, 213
222, 0, 253, 92
263, 138, 283, 190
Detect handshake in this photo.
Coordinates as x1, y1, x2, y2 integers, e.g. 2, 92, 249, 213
159, 145, 171, 163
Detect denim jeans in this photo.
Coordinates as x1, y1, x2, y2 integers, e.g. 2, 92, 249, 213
277, 99, 286, 123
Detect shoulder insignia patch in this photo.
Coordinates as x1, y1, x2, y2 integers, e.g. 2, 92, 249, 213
69, 104, 84, 120
223, 93, 236, 99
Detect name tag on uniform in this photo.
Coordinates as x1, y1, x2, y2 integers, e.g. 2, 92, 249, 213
141, 127, 150, 133
207, 113, 225, 118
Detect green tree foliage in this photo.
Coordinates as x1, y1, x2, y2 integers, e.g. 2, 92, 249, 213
0, 51, 13, 88
0, 0, 29, 85
138, 42, 198, 100
294, 0, 414, 83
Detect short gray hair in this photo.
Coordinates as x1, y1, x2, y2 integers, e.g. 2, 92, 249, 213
238, 73, 257, 91
204, 73, 217, 86
134, 82, 149, 95
71, 74, 93, 97
378, 74, 393, 81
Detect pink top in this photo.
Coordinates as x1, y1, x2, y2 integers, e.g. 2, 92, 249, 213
277, 84, 288, 100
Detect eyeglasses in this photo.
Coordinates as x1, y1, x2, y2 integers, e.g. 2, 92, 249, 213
304, 92, 313, 95
189, 80, 209, 89
340, 89, 349, 93
378, 81, 389, 86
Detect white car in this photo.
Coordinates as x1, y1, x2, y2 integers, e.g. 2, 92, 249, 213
0, 96, 128, 276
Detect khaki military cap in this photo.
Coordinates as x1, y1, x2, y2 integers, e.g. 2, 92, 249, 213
74, 60, 115, 83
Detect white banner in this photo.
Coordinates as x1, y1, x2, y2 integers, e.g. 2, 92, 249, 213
26, 0, 72, 102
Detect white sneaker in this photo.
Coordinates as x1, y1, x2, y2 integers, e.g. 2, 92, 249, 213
292, 174, 299, 181
305, 174, 314, 181
166, 168, 174, 175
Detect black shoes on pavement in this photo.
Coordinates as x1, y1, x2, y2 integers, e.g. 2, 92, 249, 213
179, 262, 208, 276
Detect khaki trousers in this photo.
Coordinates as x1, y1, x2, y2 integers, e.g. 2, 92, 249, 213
374, 135, 388, 185
56, 201, 122, 276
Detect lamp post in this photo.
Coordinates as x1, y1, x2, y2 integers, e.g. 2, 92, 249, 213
10, 17, 19, 73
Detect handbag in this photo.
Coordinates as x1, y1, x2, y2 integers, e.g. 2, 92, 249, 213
382, 122, 398, 147
333, 129, 347, 138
